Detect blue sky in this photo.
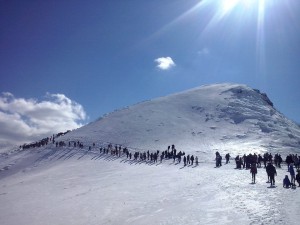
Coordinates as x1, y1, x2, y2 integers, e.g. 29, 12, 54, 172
0, 0, 300, 144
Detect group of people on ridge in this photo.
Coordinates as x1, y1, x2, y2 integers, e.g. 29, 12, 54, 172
23, 134, 300, 189
221, 151, 300, 188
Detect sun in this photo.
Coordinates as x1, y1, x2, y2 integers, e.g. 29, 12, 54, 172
145, 0, 269, 45
220, 0, 265, 16
221, 0, 240, 14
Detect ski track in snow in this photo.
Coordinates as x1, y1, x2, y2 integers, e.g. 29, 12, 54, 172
0, 147, 299, 225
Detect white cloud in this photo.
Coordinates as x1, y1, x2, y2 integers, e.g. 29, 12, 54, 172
0, 92, 87, 146
154, 57, 176, 70
198, 47, 210, 55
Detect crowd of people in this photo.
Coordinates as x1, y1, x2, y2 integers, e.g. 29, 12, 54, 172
218, 152, 300, 188
39, 140, 199, 168
20, 131, 71, 150
64, 141, 300, 189
98, 144, 199, 167
21, 136, 300, 189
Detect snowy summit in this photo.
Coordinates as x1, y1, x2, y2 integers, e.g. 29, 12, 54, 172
63, 83, 300, 158
1, 83, 300, 225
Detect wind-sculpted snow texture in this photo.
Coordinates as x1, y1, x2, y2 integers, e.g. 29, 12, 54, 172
62, 83, 300, 159
1, 83, 300, 225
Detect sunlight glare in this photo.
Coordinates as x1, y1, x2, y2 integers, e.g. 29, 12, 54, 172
221, 0, 239, 15
221, 0, 263, 15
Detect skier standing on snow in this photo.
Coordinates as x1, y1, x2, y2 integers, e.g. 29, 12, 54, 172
250, 163, 257, 184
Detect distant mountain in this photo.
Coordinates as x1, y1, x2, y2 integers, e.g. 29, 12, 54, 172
60, 83, 300, 158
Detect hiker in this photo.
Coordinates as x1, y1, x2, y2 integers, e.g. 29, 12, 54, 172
154, 153, 158, 163
257, 154, 263, 168
286, 155, 293, 171
296, 170, 300, 187
190, 155, 194, 165
289, 163, 296, 186
266, 162, 277, 186
263, 153, 268, 168
277, 154, 283, 168
215, 152, 222, 167
250, 163, 257, 184
294, 156, 299, 169
178, 153, 182, 164
296, 156, 300, 169
243, 154, 247, 168
225, 153, 230, 164
195, 156, 199, 166
183, 156, 187, 166
235, 155, 242, 169
283, 175, 292, 188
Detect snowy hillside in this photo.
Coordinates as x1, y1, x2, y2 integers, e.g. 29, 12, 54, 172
1, 142, 300, 225
1, 83, 300, 225
61, 83, 300, 159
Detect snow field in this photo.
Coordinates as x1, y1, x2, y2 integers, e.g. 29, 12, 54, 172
1, 147, 299, 225
1, 83, 300, 225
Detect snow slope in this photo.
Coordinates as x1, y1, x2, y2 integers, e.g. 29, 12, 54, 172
61, 83, 300, 159
1, 83, 300, 225
0, 147, 299, 225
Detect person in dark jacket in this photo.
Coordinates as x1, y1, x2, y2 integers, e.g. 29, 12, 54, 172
190, 155, 194, 165
225, 153, 230, 164
183, 156, 187, 167
215, 152, 222, 167
250, 163, 257, 184
289, 163, 296, 186
195, 156, 199, 166
266, 162, 277, 186
283, 175, 291, 188
296, 170, 300, 187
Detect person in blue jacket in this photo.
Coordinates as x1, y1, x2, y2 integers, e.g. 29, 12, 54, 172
283, 175, 291, 188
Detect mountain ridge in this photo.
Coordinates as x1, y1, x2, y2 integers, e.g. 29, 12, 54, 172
60, 83, 300, 158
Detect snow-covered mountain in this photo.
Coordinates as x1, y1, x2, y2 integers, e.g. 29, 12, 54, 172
1, 83, 300, 225
61, 83, 300, 158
